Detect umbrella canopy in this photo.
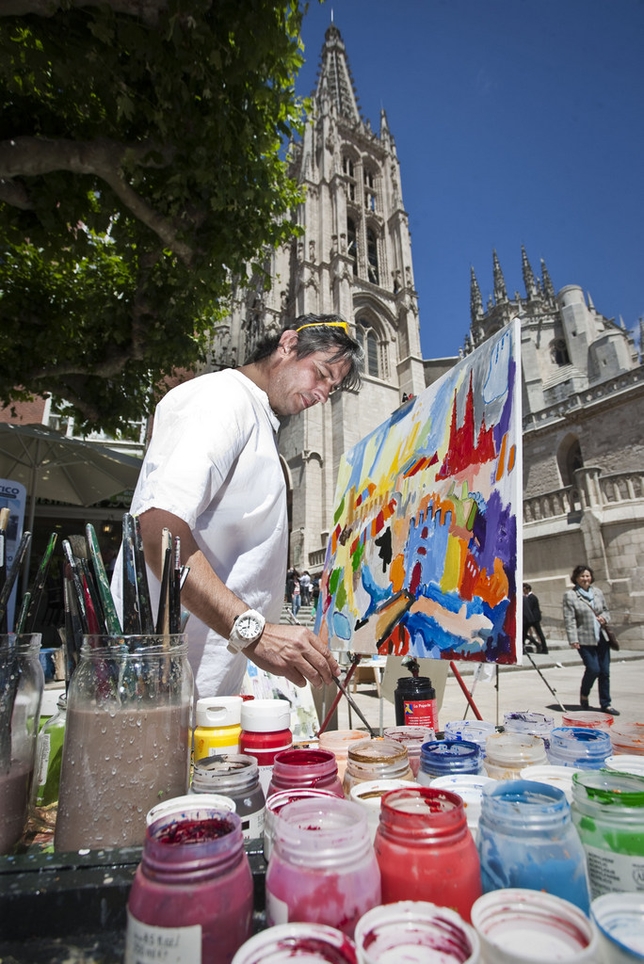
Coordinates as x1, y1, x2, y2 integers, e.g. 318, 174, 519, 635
0, 422, 142, 533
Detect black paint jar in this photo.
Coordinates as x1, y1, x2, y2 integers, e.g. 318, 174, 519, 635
394, 676, 438, 729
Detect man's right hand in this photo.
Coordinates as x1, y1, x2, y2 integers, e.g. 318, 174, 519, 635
246, 622, 339, 688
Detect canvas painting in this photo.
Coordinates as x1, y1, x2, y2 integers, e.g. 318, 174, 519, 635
316, 320, 522, 664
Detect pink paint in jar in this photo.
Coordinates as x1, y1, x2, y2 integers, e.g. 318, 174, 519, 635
125, 808, 253, 964
266, 747, 344, 798
374, 786, 482, 923
265, 796, 382, 938
231, 922, 358, 964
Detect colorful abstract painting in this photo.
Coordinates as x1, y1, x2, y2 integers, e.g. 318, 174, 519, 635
316, 320, 522, 664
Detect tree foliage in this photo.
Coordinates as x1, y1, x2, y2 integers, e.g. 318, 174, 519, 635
0, 0, 307, 433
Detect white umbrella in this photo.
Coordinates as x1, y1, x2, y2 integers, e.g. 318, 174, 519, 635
0, 422, 142, 572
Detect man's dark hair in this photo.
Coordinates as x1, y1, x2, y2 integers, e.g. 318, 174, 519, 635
523, 583, 531, 592
571, 564, 594, 585
244, 314, 363, 392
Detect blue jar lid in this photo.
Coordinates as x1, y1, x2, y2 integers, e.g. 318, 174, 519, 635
419, 739, 482, 776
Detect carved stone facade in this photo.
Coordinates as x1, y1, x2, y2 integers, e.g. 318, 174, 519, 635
207, 25, 426, 573
469, 251, 644, 647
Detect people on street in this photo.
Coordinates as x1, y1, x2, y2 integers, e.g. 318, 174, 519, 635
523, 583, 548, 654
563, 564, 619, 716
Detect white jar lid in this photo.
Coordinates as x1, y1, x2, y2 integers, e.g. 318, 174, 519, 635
241, 697, 291, 732
195, 695, 243, 728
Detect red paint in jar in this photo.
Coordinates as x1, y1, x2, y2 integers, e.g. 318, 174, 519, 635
266, 748, 345, 798
240, 698, 293, 794
125, 808, 253, 964
374, 786, 482, 923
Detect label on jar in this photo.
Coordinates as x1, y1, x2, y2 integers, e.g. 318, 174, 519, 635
403, 698, 438, 729
239, 805, 265, 841
125, 911, 201, 964
584, 844, 644, 898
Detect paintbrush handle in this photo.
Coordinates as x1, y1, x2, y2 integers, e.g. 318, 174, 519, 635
22, 532, 58, 633
86, 524, 122, 636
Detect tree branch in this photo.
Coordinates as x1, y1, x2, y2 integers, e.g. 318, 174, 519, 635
0, 0, 169, 26
0, 135, 193, 264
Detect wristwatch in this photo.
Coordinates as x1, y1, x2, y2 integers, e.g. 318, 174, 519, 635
227, 608, 265, 654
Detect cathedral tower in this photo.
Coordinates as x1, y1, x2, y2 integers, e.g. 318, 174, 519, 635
210, 24, 426, 574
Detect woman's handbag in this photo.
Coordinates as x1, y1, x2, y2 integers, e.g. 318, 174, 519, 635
602, 625, 620, 651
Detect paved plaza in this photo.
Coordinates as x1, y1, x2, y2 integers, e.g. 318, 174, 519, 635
332, 641, 644, 736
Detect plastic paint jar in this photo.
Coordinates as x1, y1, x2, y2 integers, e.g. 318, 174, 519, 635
503, 711, 555, 749
519, 764, 579, 804
266, 747, 344, 799
562, 710, 614, 730
429, 775, 495, 833
125, 808, 253, 964
146, 793, 236, 826
571, 769, 644, 899
604, 754, 644, 777
610, 722, 644, 756
318, 730, 369, 782
394, 676, 438, 729
477, 779, 591, 913
417, 740, 484, 784
483, 732, 548, 780
349, 779, 418, 843
231, 922, 358, 964
383, 726, 434, 777
193, 696, 243, 761
190, 753, 265, 841
265, 796, 381, 938
354, 900, 481, 964
547, 726, 612, 769
591, 893, 644, 963
443, 720, 496, 756
240, 698, 292, 794
471, 888, 600, 964
263, 787, 340, 861
343, 738, 414, 795
374, 786, 482, 923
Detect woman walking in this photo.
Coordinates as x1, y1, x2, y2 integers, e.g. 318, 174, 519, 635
563, 564, 619, 716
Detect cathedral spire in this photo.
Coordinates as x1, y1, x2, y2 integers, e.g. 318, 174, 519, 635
470, 266, 483, 324
540, 258, 555, 302
314, 24, 362, 125
492, 250, 507, 302
521, 245, 537, 299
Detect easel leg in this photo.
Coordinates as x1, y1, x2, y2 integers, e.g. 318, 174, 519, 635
449, 661, 484, 721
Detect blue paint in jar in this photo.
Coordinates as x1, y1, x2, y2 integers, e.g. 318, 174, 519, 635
477, 779, 591, 914
417, 739, 483, 784
547, 726, 612, 770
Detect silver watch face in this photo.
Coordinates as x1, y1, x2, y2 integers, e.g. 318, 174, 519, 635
237, 612, 263, 640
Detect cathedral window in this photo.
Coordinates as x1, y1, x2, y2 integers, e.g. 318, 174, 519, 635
343, 156, 356, 201
347, 217, 358, 276
357, 319, 379, 377
364, 167, 377, 212
552, 338, 570, 366
367, 228, 380, 286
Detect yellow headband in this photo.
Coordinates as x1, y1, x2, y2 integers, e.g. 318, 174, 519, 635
295, 320, 348, 333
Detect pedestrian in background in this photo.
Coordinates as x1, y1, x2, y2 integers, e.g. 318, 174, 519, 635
563, 564, 619, 716
523, 583, 548, 654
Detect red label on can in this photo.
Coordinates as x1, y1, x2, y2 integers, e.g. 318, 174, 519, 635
403, 699, 438, 730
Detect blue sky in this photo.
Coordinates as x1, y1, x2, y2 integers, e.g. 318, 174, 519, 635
295, 0, 644, 361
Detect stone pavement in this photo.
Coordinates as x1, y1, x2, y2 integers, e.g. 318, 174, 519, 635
332, 639, 644, 735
